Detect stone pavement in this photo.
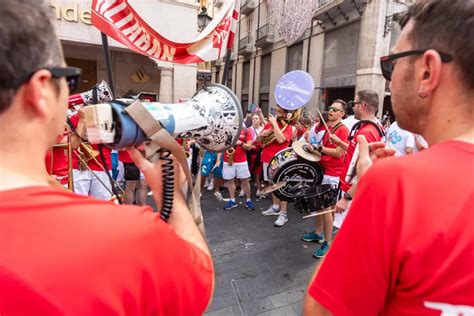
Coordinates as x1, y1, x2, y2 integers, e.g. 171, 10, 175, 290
200, 188, 324, 316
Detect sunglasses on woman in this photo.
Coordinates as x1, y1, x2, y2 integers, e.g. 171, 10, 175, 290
380, 49, 452, 81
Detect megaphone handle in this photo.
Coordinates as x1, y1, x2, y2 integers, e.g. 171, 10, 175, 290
157, 149, 174, 221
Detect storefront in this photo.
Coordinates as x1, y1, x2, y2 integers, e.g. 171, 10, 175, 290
50, 0, 198, 101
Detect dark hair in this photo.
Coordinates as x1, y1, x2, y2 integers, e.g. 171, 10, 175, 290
0, 0, 63, 113
333, 99, 348, 115
400, 0, 474, 90
357, 90, 379, 113
298, 117, 312, 128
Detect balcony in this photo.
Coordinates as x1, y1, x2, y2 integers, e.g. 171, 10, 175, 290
255, 24, 275, 48
238, 36, 255, 56
211, 59, 223, 67
241, 0, 257, 15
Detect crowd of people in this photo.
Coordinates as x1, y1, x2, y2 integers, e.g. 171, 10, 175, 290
0, 0, 472, 315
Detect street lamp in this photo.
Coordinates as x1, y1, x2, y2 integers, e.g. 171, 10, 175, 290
197, 6, 212, 32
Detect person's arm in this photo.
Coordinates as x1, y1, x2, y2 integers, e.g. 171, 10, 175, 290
405, 133, 415, 155
268, 114, 287, 144
128, 148, 210, 256
329, 134, 349, 151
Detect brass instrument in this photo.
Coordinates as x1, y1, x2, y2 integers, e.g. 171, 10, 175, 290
182, 138, 191, 159
258, 108, 303, 148
77, 142, 100, 171
226, 148, 235, 165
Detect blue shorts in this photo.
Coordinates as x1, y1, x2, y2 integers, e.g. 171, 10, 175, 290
201, 151, 223, 178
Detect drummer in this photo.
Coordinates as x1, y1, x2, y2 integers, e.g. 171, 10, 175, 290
302, 100, 350, 258
259, 105, 296, 227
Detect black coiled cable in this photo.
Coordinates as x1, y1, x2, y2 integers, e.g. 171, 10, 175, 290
158, 149, 174, 221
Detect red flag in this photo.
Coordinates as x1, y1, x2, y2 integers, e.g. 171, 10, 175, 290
91, 0, 240, 64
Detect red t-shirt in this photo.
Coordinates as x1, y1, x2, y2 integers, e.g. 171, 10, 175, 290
45, 148, 68, 185
70, 113, 112, 171
224, 127, 254, 163
320, 123, 350, 177
309, 141, 474, 315
118, 150, 133, 163
339, 122, 383, 192
261, 122, 293, 163
0, 186, 213, 315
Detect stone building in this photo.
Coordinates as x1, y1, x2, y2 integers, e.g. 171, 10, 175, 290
210, 0, 412, 117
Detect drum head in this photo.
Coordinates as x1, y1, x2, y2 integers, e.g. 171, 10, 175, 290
268, 148, 323, 202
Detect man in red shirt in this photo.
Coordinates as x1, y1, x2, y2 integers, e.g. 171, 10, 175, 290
259, 106, 296, 227
119, 149, 148, 206
305, 0, 474, 314
329, 90, 385, 228
0, 1, 213, 314
301, 100, 350, 258
222, 126, 255, 210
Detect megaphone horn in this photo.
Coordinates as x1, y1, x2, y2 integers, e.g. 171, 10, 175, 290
83, 84, 243, 152
68, 80, 113, 107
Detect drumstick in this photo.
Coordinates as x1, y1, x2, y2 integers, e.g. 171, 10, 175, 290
316, 108, 331, 135
302, 208, 335, 219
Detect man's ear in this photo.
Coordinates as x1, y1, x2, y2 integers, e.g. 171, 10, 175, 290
417, 50, 443, 98
23, 69, 53, 116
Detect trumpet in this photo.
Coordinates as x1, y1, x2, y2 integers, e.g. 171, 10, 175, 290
182, 138, 191, 159
226, 148, 235, 165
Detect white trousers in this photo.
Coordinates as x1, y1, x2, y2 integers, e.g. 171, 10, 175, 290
73, 169, 112, 200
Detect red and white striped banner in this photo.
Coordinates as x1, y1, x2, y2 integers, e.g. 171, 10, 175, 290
91, 0, 240, 64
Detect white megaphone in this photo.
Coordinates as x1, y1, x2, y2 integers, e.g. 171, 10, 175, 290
68, 80, 114, 107
83, 84, 243, 152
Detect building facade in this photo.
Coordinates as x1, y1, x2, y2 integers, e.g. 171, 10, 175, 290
50, 0, 199, 102
210, 0, 411, 117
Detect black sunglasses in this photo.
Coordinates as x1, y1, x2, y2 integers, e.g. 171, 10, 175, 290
49, 67, 82, 93
16, 66, 82, 93
380, 49, 453, 81
347, 100, 362, 107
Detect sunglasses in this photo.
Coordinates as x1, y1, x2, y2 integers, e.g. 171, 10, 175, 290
380, 49, 453, 81
328, 106, 343, 112
50, 67, 82, 93
348, 101, 362, 107
16, 66, 82, 93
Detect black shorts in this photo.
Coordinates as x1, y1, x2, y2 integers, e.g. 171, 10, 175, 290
124, 163, 140, 181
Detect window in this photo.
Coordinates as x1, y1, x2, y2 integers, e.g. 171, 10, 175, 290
286, 42, 303, 71
259, 54, 272, 115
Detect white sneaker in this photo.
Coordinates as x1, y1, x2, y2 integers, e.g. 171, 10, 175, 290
214, 191, 223, 201
261, 206, 280, 216
207, 180, 214, 191
274, 213, 288, 227
213, 191, 230, 202
238, 189, 245, 198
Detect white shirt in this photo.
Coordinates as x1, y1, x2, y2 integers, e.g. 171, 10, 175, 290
386, 122, 415, 156
414, 134, 429, 153
309, 125, 325, 145
342, 115, 359, 131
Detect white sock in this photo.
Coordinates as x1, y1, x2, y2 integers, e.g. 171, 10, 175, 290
246, 199, 251, 202
272, 204, 280, 210
230, 198, 236, 202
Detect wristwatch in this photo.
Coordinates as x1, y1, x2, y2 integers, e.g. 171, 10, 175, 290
316, 145, 323, 153
343, 192, 353, 201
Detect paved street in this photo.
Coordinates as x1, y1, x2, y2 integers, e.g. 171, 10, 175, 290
199, 188, 323, 316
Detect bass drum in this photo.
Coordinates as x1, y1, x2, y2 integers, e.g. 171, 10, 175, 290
267, 147, 324, 201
